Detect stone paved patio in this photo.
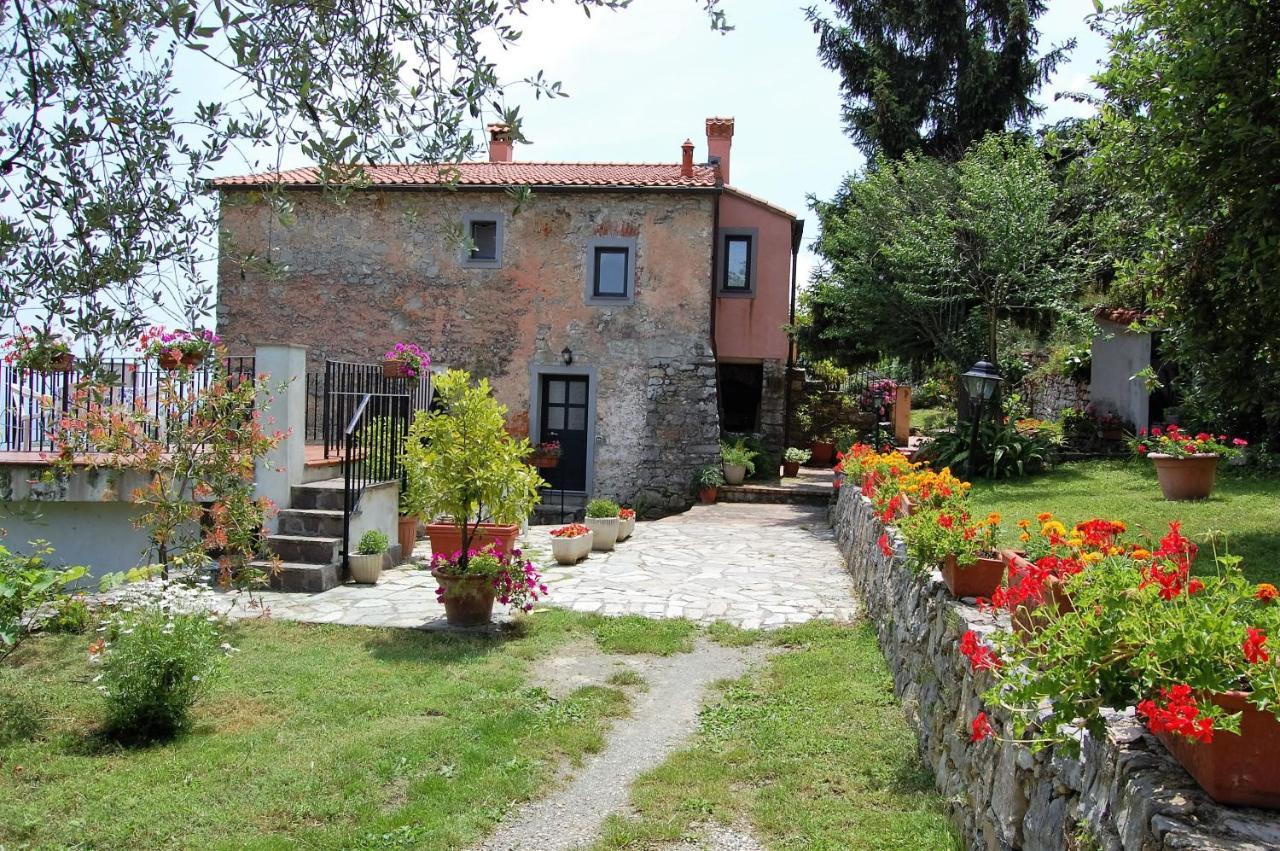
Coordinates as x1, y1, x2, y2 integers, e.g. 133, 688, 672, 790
220, 503, 856, 630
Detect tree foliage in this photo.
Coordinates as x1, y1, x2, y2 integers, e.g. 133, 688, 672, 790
803, 133, 1074, 371
0, 0, 727, 351
805, 0, 1071, 160
1091, 0, 1280, 440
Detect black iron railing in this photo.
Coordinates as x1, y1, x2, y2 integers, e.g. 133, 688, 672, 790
340, 388, 413, 570
313, 359, 432, 458
1, 356, 256, 453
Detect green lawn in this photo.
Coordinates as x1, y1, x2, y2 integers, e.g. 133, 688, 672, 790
1, 614, 948, 850
593, 621, 957, 851
968, 459, 1280, 584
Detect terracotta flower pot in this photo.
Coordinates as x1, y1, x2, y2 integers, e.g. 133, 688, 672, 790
47, 352, 74, 372
529, 456, 559, 469
347, 552, 383, 584
551, 531, 592, 565
1154, 691, 1280, 809
383, 359, 410, 379
698, 486, 718, 504
432, 569, 497, 627
1150, 453, 1219, 501
157, 350, 205, 370
397, 515, 418, 562
782, 460, 801, 478
941, 553, 1005, 600
584, 516, 619, 551
809, 440, 835, 467
425, 522, 519, 558
722, 462, 746, 485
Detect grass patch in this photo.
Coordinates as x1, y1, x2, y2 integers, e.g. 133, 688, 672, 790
706, 620, 763, 647
969, 459, 1280, 583
590, 615, 697, 656
591, 620, 957, 850
605, 669, 648, 690
0, 610, 629, 850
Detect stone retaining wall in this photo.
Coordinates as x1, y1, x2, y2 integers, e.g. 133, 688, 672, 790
829, 486, 1280, 850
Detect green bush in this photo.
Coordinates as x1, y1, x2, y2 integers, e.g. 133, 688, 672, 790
719, 438, 757, 476
357, 530, 389, 555
783, 447, 812, 464
43, 594, 92, 635
918, 419, 1051, 479
585, 498, 620, 519
0, 542, 87, 661
695, 466, 725, 488
98, 607, 223, 741
0, 668, 45, 745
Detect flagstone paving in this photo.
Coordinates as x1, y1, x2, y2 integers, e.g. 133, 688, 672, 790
220, 502, 856, 629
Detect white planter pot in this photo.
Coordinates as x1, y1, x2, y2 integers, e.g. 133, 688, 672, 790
551, 532, 593, 565
615, 515, 635, 541
584, 517, 620, 551
348, 552, 383, 584
722, 462, 746, 485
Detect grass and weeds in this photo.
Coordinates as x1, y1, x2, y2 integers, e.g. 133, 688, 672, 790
0, 610, 628, 850
969, 459, 1280, 583
605, 669, 648, 690
592, 620, 957, 850
706, 620, 763, 647
588, 614, 697, 655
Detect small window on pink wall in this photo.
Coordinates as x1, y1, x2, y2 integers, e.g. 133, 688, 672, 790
718, 227, 758, 296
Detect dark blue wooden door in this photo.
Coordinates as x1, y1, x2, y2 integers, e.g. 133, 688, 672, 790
540, 375, 589, 491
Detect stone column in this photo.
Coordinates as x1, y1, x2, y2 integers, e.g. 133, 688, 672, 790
254, 343, 307, 531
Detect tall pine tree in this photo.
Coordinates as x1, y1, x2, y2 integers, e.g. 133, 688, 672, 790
806, 1, 1071, 160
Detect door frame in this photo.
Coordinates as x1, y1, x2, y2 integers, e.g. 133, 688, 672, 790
528, 363, 598, 495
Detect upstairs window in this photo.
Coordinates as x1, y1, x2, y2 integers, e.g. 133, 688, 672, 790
461, 213, 503, 268
719, 228, 758, 295
584, 236, 637, 305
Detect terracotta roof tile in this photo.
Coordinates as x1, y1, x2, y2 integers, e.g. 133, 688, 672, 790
210, 162, 720, 189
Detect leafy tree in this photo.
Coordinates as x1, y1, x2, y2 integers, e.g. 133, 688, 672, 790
805, 0, 1071, 160
0, 0, 727, 352
1091, 0, 1280, 440
803, 133, 1073, 371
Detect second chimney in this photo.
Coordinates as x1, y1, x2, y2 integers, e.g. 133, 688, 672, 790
680, 139, 695, 177
487, 123, 513, 163
705, 116, 734, 183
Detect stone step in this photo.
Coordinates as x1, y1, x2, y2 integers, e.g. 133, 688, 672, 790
277, 508, 345, 538
533, 491, 587, 525
717, 483, 834, 507
290, 477, 347, 511
254, 559, 343, 594
267, 533, 341, 565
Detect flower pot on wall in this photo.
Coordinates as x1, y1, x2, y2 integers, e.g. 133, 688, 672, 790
722, 463, 747, 485
941, 553, 1005, 599
584, 517, 619, 551
382, 359, 409, 379
1154, 691, 1280, 809
432, 570, 497, 627
397, 516, 418, 561
347, 552, 383, 584
551, 531, 593, 565
425, 522, 520, 557
1149, 453, 1219, 501
809, 440, 835, 467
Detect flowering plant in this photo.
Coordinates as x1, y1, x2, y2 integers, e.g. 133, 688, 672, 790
531, 440, 561, 458
550, 523, 590, 538
2, 327, 73, 370
1130, 423, 1246, 459
138, 326, 220, 362
383, 342, 431, 379
428, 544, 546, 613
619, 508, 636, 520
858, 378, 898, 416
967, 528, 1280, 755
898, 506, 986, 569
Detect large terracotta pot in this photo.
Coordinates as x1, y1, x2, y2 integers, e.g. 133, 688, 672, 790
397, 516, 418, 562
431, 569, 497, 627
1002, 549, 1075, 637
809, 440, 835, 467
425, 522, 520, 558
698, 486, 718, 504
529, 456, 559, 469
1150, 453, 1219, 501
1154, 691, 1280, 809
782, 460, 801, 478
722, 462, 747, 485
941, 553, 1005, 599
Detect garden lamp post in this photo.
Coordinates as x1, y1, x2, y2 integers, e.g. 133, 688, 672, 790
960, 360, 1003, 479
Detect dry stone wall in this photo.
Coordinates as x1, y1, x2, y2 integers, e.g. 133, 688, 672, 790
830, 486, 1280, 850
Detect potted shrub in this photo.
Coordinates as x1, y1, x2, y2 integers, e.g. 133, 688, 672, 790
527, 440, 561, 469
617, 507, 636, 541
549, 523, 593, 565
427, 544, 546, 627
809, 434, 836, 467
1132, 425, 1246, 500
720, 438, 756, 486
782, 447, 811, 478
972, 526, 1280, 808
402, 370, 544, 559
383, 342, 431, 381
348, 530, 388, 584
584, 498, 621, 551
139, 326, 219, 369
2, 327, 74, 372
899, 505, 1004, 599
696, 466, 724, 504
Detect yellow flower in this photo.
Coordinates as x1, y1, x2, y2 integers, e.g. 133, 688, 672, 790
1041, 520, 1066, 537
1082, 551, 1104, 564
1067, 535, 1084, 548
1130, 548, 1151, 560
1019, 532, 1031, 543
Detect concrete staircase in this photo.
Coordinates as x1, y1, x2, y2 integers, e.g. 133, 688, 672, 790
532, 490, 587, 525
254, 478, 347, 593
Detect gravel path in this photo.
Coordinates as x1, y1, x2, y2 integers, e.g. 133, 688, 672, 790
471, 639, 765, 851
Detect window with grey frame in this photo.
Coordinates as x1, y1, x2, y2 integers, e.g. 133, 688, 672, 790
591, 245, 630, 299
461, 213, 503, 267
722, 233, 753, 292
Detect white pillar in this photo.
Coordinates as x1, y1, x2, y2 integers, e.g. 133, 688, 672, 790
254, 344, 308, 531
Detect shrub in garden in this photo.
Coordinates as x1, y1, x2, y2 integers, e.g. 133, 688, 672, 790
719, 437, 758, 477
784, 447, 812, 465
917, 419, 1051, 479
356, 530, 389, 555
585, 498, 620, 519
0, 542, 87, 661
1130, 424, 1247, 459
427, 545, 545, 613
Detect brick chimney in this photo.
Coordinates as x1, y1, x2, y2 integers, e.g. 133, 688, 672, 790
705, 117, 734, 183
487, 123, 513, 163
680, 139, 695, 177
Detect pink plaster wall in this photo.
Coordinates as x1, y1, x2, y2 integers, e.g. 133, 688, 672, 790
713, 191, 793, 361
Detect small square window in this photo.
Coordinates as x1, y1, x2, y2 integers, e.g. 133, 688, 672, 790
724, 235, 751, 291
470, 220, 498, 261
592, 247, 630, 298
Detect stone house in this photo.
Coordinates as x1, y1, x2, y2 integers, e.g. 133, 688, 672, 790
212, 118, 800, 510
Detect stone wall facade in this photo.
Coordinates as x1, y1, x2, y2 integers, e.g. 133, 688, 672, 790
757, 357, 787, 454
1022, 374, 1089, 421
830, 486, 1280, 850
217, 187, 721, 509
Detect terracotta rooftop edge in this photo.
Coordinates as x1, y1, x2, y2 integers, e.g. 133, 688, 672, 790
209, 162, 721, 189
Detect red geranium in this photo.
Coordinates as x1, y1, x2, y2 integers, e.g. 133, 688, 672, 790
1137, 684, 1214, 743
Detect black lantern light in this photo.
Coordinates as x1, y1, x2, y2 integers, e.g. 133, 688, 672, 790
561, 346, 574, 366
960, 359, 1002, 478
